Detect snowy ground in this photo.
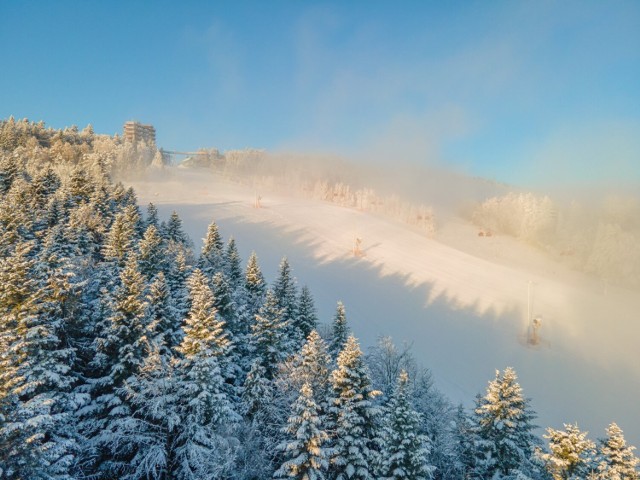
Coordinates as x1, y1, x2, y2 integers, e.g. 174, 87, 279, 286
130, 167, 640, 446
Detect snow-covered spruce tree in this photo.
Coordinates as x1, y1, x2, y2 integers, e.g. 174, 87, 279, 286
146, 272, 182, 353
538, 423, 596, 480
250, 288, 292, 380
272, 329, 334, 470
297, 285, 318, 342
146, 202, 160, 229
224, 236, 243, 289
101, 278, 181, 479
329, 335, 382, 480
163, 210, 190, 247
123, 203, 145, 240
198, 220, 225, 278
116, 345, 180, 480
596, 423, 639, 480
379, 371, 434, 480
0, 241, 80, 479
211, 271, 236, 330
172, 268, 239, 480
274, 383, 330, 480
241, 358, 274, 422
166, 249, 191, 322
274, 257, 299, 341
329, 301, 350, 360
244, 251, 266, 324
450, 404, 478, 480
472, 367, 541, 479
291, 330, 333, 409
138, 224, 166, 280
78, 254, 150, 478
102, 209, 137, 267
210, 270, 243, 390
364, 336, 456, 477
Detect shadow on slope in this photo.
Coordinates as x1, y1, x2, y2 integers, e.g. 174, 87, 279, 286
149, 202, 640, 446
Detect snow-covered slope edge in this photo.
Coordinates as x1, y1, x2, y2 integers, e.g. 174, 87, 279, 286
129, 167, 640, 445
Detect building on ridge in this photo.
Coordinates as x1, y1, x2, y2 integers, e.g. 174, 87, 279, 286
123, 121, 156, 145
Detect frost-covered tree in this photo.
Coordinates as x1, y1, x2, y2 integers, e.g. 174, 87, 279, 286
291, 331, 333, 409
146, 202, 160, 229
274, 383, 330, 480
538, 423, 596, 480
198, 220, 224, 278
379, 371, 433, 480
472, 367, 540, 479
224, 236, 243, 289
211, 271, 235, 328
166, 249, 191, 321
274, 256, 298, 332
172, 269, 239, 479
241, 358, 273, 421
146, 272, 181, 353
596, 423, 639, 480
163, 210, 190, 247
245, 251, 266, 320
79, 254, 150, 478
0, 241, 80, 479
102, 210, 137, 266
112, 347, 179, 480
329, 336, 381, 480
250, 289, 291, 380
297, 286, 318, 342
329, 301, 350, 359
450, 404, 477, 480
138, 224, 165, 280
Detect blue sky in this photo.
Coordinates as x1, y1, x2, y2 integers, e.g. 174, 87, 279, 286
1, 1, 638, 186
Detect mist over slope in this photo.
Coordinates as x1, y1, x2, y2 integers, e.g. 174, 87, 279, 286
130, 165, 640, 446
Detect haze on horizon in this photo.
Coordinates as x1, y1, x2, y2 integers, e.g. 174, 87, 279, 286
1, 1, 639, 188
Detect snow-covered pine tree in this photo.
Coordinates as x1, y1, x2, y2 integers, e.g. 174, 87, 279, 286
282, 330, 333, 412
450, 404, 477, 479
297, 286, 318, 342
146, 202, 160, 229
472, 367, 540, 479
166, 249, 191, 322
274, 256, 299, 339
78, 254, 150, 478
329, 301, 350, 360
596, 423, 639, 480
138, 224, 165, 280
163, 210, 190, 247
538, 423, 596, 480
114, 346, 180, 480
379, 371, 433, 480
29, 166, 61, 212
211, 271, 235, 327
102, 210, 137, 267
172, 268, 239, 479
242, 358, 274, 421
0, 241, 80, 479
198, 220, 224, 278
250, 289, 291, 380
123, 203, 145, 239
210, 270, 243, 389
244, 251, 266, 322
329, 335, 382, 480
224, 236, 243, 289
146, 272, 181, 353
66, 166, 94, 206
274, 383, 330, 480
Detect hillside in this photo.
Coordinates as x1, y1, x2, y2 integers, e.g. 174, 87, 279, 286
130, 166, 640, 446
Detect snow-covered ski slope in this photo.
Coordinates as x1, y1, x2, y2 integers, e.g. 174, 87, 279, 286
130, 167, 640, 445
